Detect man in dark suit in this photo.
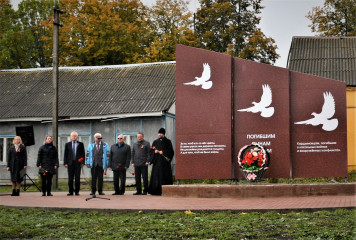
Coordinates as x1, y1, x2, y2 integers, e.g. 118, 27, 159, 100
64, 131, 85, 196
109, 134, 131, 195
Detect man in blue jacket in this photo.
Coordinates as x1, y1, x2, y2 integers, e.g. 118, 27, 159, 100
86, 133, 109, 195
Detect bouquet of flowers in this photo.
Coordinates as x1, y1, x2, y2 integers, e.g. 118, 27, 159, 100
237, 144, 269, 181
150, 146, 170, 162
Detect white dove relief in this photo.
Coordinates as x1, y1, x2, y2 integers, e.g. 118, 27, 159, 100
238, 84, 275, 118
184, 63, 212, 90
294, 91, 338, 131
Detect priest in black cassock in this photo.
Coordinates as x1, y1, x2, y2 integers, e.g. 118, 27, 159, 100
148, 128, 174, 195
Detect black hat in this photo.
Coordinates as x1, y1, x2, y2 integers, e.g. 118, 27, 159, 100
158, 128, 166, 134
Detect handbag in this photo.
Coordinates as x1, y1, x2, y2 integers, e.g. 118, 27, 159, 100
19, 168, 26, 178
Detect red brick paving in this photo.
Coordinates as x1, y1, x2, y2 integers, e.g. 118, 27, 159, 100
1, 190, 355, 212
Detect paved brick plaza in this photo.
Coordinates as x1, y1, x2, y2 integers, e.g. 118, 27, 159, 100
1, 189, 355, 212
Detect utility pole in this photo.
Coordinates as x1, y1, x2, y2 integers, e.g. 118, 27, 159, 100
193, 13, 196, 47
52, 6, 63, 189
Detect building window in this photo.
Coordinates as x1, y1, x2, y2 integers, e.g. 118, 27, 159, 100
0, 137, 14, 163
122, 135, 136, 146
122, 134, 137, 177
58, 135, 90, 163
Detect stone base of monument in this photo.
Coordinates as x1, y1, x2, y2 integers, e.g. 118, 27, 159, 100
162, 183, 355, 198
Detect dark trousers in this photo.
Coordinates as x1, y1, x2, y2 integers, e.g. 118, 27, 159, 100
68, 163, 81, 194
134, 165, 148, 193
91, 166, 104, 193
41, 173, 53, 194
113, 168, 126, 194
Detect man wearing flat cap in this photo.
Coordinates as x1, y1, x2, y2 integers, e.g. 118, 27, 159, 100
148, 128, 174, 195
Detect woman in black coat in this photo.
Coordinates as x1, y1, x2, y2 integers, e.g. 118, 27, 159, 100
6, 136, 27, 196
37, 136, 59, 196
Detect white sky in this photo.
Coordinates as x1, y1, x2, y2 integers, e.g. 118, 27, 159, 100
11, 0, 324, 68
257, 0, 324, 67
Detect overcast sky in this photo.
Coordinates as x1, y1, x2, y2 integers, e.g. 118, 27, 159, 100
10, 0, 324, 68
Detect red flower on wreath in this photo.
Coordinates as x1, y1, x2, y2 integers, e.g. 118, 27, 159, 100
78, 157, 84, 163
242, 152, 258, 165
237, 144, 269, 171
237, 144, 269, 181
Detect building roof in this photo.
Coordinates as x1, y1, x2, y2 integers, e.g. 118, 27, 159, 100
287, 36, 356, 86
0, 62, 176, 122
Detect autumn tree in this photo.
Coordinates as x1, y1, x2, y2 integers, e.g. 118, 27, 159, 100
16, 0, 54, 68
50, 0, 152, 66
142, 0, 194, 62
0, 0, 16, 68
307, 0, 356, 36
0, 0, 54, 69
195, 0, 279, 64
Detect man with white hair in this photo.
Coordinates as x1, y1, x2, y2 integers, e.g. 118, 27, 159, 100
86, 133, 109, 195
64, 131, 85, 196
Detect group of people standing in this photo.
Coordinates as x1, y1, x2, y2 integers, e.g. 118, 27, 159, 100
129, 128, 174, 195
84, 128, 174, 196
6, 128, 174, 197
6, 135, 59, 196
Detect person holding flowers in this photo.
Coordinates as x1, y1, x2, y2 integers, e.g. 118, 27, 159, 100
37, 136, 59, 196
109, 135, 131, 195
131, 132, 150, 195
6, 136, 27, 196
64, 131, 85, 196
148, 128, 174, 195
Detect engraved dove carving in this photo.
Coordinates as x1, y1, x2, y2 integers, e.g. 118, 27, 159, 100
295, 91, 338, 131
238, 84, 275, 118
184, 63, 212, 90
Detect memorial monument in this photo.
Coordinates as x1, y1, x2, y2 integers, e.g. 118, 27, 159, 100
175, 45, 347, 180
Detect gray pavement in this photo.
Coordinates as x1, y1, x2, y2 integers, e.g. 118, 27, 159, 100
1, 190, 355, 212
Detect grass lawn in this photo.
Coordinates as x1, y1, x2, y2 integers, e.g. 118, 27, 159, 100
0, 207, 354, 239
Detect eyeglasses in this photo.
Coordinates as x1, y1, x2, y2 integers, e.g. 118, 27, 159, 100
118, 138, 123, 139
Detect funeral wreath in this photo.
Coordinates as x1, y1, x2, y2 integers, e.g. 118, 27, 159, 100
237, 144, 270, 181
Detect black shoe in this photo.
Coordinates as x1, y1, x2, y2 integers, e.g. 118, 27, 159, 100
75, 192, 80, 196
119, 193, 124, 195
90, 192, 95, 195
11, 189, 16, 196
133, 192, 142, 195
16, 189, 20, 196
112, 192, 120, 195
99, 192, 105, 195
47, 193, 53, 196
67, 193, 73, 196
142, 192, 147, 195
42, 193, 46, 196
